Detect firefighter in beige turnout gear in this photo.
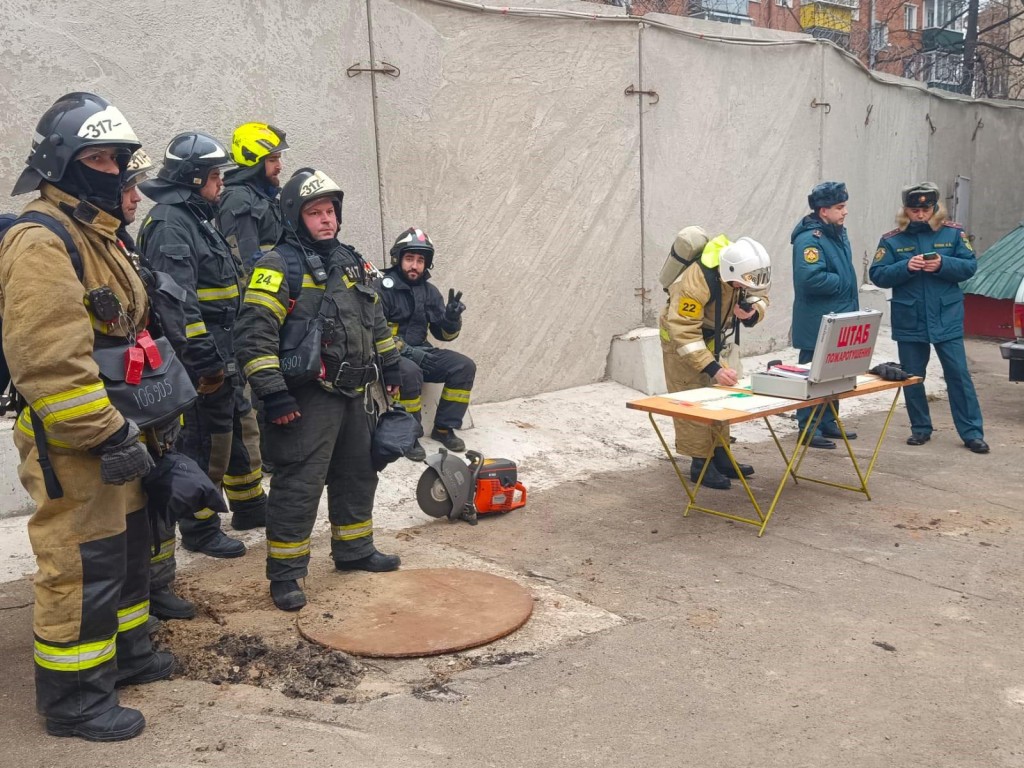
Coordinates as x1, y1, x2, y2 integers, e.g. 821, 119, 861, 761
0, 93, 173, 742
659, 233, 771, 490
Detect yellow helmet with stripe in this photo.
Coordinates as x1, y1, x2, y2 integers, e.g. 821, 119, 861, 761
231, 122, 289, 167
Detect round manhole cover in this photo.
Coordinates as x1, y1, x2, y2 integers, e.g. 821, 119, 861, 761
297, 568, 534, 658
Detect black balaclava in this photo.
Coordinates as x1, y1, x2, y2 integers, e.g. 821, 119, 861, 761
62, 161, 125, 213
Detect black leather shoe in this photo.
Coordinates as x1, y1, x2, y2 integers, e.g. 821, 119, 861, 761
689, 458, 731, 490
430, 427, 466, 452
405, 440, 426, 462
117, 651, 175, 687
712, 447, 754, 478
906, 433, 931, 446
800, 434, 836, 449
150, 585, 196, 620
183, 530, 246, 559
231, 507, 266, 531
47, 706, 146, 742
270, 579, 307, 611
965, 438, 990, 454
335, 550, 401, 573
821, 426, 857, 440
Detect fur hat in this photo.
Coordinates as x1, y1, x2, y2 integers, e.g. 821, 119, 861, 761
808, 181, 848, 211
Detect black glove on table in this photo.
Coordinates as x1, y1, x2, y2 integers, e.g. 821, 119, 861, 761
869, 361, 911, 382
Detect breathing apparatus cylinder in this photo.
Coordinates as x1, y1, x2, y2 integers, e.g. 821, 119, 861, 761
659, 226, 709, 290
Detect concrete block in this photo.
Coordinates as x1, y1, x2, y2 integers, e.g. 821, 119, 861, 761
607, 327, 667, 395
0, 417, 32, 520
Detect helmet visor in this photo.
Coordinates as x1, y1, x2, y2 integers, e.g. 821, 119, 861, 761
739, 266, 771, 289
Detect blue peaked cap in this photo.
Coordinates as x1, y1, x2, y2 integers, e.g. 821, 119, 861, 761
808, 181, 848, 210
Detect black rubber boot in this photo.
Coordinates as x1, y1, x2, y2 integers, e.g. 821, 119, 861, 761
182, 529, 246, 558
335, 549, 401, 573
46, 706, 146, 742
144, 615, 162, 635
149, 585, 196, 620
116, 651, 175, 687
430, 427, 465, 452
270, 579, 307, 612
405, 440, 426, 462
712, 447, 754, 479
689, 458, 731, 490
231, 500, 266, 531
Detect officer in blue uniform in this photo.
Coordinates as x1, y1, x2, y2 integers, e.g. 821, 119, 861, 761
790, 181, 860, 449
869, 182, 988, 454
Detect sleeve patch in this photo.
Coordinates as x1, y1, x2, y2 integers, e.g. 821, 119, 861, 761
960, 231, 974, 252
874, 248, 886, 262
803, 247, 820, 264
677, 297, 703, 319
248, 268, 284, 293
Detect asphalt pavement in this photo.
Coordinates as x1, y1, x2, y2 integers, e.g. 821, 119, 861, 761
0, 338, 1021, 768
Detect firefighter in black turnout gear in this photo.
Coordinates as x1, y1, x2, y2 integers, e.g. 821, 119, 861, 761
118, 149, 204, 622
233, 168, 403, 612
375, 228, 475, 462
218, 122, 288, 270
137, 132, 265, 562
0, 92, 173, 742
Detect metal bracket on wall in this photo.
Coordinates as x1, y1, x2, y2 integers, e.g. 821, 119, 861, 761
625, 85, 659, 105
346, 61, 401, 78
864, 104, 874, 126
810, 98, 831, 114
634, 286, 652, 304
972, 118, 984, 141
925, 113, 936, 134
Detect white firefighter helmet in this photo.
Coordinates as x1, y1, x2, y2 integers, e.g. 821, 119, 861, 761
719, 237, 771, 290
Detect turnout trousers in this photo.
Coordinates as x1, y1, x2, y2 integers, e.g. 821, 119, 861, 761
263, 383, 379, 582
13, 425, 154, 725
394, 349, 476, 433
897, 339, 984, 442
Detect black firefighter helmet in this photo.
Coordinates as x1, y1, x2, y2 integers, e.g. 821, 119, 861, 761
279, 167, 344, 236
389, 227, 435, 270
11, 92, 141, 206
139, 132, 235, 204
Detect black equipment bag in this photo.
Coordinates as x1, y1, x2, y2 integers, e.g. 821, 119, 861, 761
92, 336, 197, 428
371, 404, 419, 472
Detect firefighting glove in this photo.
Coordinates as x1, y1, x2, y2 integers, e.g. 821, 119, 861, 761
868, 361, 911, 381
382, 363, 402, 389
197, 369, 226, 395
402, 345, 430, 367
444, 289, 466, 322
92, 419, 156, 485
262, 390, 301, 423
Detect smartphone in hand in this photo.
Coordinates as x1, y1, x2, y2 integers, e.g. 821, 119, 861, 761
922, 252, 939, 261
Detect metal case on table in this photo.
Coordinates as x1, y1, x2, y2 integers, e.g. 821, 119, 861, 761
750, 310, 882, 401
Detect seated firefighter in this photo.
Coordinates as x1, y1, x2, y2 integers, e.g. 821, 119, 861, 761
659, 233, 771, 490
374, 228, 475, 460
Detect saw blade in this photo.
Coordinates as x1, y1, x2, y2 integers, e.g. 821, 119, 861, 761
416, 467, 454, 518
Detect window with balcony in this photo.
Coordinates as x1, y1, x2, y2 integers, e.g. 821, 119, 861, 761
923, 0, 964, 30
